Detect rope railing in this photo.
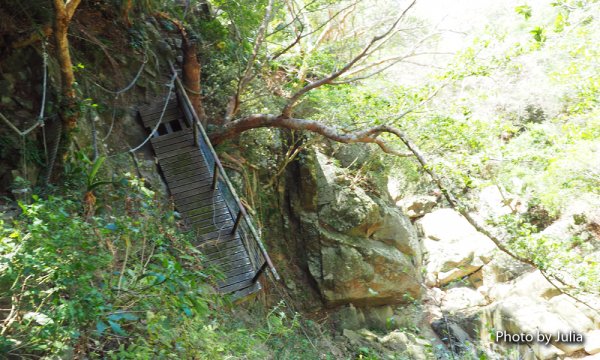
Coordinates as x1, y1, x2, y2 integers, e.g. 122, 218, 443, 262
168, 62, 280, 283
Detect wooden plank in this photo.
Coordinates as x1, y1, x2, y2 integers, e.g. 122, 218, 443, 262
143, 110, 181, 125
142, 111, 181, 128
158, 150, 198, 165
220, 278, 256, 294
186, 208, 231, 226
174, 195, 224, 211
161, 158, 208, 172
169, 179, 215, 196
138, 100, 177, 116
198, 237, 243, 255
204, 244, 246, 261
150, 129, 193, 146
161, 160, 208, 176
208, 263, 255, 284
195, 215, 234, 230
194, 222, 233, 239
204, 243, 248, 263
163, 172, 211, 188
141, 106, 180, 122
191, 214, 232, 229
142, 99, 268, 299
207, 256, 252, 273
161, 158, 208, 173
175, 195, 223, 212
196, 227, 238, 243
163, 173, 211, 190
218, 263, 254, 280
198, 232, 239, 248
172, 186, 220, 203
156, 146, 198, 161
203, 241, 247, 260
230, 282, 262, 299
164, 168, 211, 184
224, 263, 255, 278
196, 221, 235, 236
181, 200, 227, 216
152, 138, 195, 153
218, 271, 255, 288
207, 255, 252, 274
165, 170, 209, 185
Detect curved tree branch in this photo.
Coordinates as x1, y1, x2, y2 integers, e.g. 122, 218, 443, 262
209, 114, 412, 157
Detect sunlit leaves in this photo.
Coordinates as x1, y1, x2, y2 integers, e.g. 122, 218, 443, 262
529, 26, 546, 44
515, 4, 532, 20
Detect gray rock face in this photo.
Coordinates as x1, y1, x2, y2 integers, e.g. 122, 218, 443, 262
290, 150, 422, 306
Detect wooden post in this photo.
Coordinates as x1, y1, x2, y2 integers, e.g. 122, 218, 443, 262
252, 261, 268, 283
211, 163, 219, 190
231, 210, 242, 234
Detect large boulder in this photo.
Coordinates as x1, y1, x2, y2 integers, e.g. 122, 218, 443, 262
449, 270, 600, 359
289, 150, 422, 306
418, 208, 497, 286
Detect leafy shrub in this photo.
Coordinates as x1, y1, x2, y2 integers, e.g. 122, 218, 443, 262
0, 173, 221, 357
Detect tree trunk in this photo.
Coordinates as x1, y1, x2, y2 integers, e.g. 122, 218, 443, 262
155, 12, 207, 126
182, 38, 206, 126
50, 0, 81, 181
122, 0, 133, 27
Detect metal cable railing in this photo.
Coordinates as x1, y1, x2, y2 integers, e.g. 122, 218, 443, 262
170, 63, 279, 285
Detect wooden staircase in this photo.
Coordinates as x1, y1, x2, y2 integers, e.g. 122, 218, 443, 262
137, 75, 278, 299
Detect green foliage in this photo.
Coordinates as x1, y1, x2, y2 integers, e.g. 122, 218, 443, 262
515, 5, 532, 20
1, 153, 334, 358
0, 172, 220, 357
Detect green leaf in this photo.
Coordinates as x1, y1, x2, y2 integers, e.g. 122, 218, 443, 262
87, 156, 106, 188
108, 320, 127, 336
515, 5, 532, 20
530, 26, 546, 43
108, 312, 139, 322
88, 181, 114, 191
96, 320, 109, 335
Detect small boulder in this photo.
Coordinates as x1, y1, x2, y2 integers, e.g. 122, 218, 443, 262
380, 330, 432, 360
397, 195, 438, 219
441, 287, 487, 314
585, 330, 600, 355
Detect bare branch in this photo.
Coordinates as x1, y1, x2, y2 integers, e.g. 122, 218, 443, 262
225, 0, 276, 121
281, 0, 417, 117
267, 0, 320, 38
269, 1, 359, 61
331, 52, 452, 84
